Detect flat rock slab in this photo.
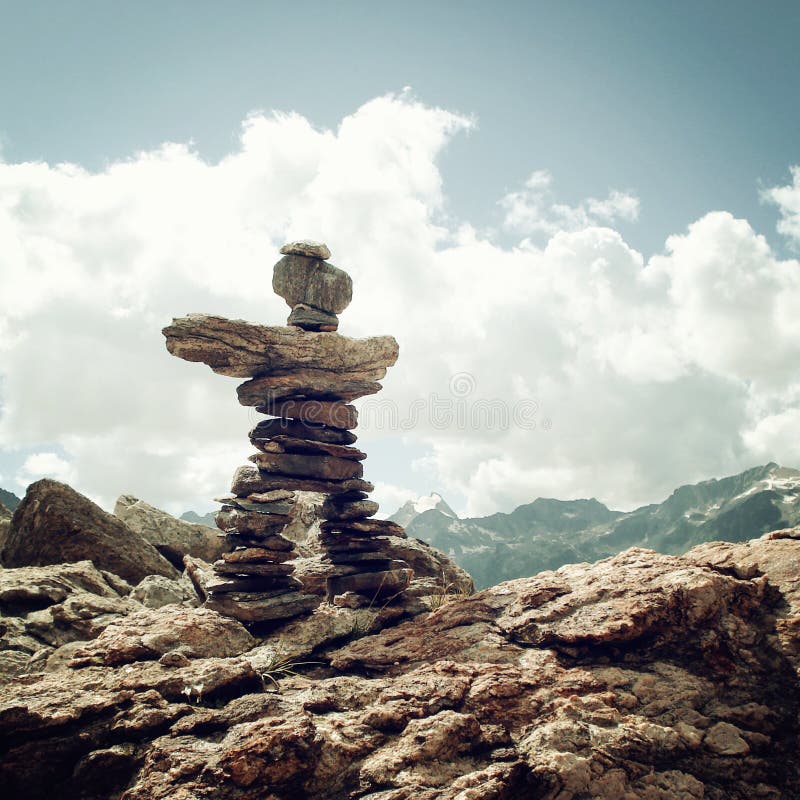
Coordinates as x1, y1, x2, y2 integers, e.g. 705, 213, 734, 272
280, 240, 331, 260
273, 254, 352, 314
231, 465, 373, 497
205, 576, 301, 595
237, 370, 383, 405
163, 315, 398, 378
327, 568, 413, 599
206, 590, 319, 623
247, 489, 295, 503
321, 518, 406, 538
216, 507, 292, 536
222, 548, 295, 564
220, 497, 295, 515
257, 399, 358, 429
250, 418, 357, 446
249, 451, 364, 481
322, 498, 379, 521
213, 561, 295, 577
259, 436, 366, 461
287, 303, 339, 332
221, 532, 296, 550
221, 532, 294, 551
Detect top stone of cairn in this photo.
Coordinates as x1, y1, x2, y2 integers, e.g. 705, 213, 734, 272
280, 239, 331, 260
273, 241, 353, 330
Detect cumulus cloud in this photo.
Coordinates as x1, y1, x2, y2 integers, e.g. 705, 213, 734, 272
763, 165, 800, 246
1, 93, 799, 517
499, 169, 640, 239
17, 452, 75, 487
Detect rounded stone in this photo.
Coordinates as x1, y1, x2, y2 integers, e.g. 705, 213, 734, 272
272, 255, 353, 315
280, 240, 331, 260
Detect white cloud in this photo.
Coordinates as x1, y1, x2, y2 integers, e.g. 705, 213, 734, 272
0, 93, 799, 519
763, 165, 800, 246
499, 169, 640, 239
371, 482, 419, 519
17, 452, 75, 487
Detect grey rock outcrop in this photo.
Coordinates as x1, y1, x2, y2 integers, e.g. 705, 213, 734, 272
0, 560, 140, 682
2, 480, 178, 584
113, 494, 226, 568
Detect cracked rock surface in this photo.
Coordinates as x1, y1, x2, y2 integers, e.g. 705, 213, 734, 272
2, 530, 800, 798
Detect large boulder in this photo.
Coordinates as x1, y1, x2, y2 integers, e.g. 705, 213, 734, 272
113, 494, 225, 569
2, 480, 178, 584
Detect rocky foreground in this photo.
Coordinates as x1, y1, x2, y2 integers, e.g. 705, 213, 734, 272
2, 509, 800, 798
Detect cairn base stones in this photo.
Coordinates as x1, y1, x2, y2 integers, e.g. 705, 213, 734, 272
163, 240, 413, 624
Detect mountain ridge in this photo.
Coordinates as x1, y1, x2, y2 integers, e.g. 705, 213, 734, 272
393, 462, 800, 588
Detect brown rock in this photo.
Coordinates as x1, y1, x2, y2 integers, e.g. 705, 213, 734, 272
231, 464, 373, 497
327, 568, 413, 598
221, 496, 295, 515
205, 577, 300, 595
2, 480, 178, 584
237, 369, 383, 405
114, 494, 225, 568
246, 489, 295, 503
183, 555, 214, 600
272, 254, 353, 314
704, 721, 750, 755
223, 547, 295, 564
0, 561, 140, 681
322, 498, 379, 520
68, 605, 255, 666
249, 451, 364, 480
3, 538, 800, 799
250, 417, 357, 446
279, 240, 331, 260
163, 315, 398, 378
287, 303, 339, 331
321, 518, 406, 537
258, 435, 367, 461
130, 575, 196, 609
205, 590, 319, 622
213, 561, 295, 577
216, 506, 292, 536
257, 399, 358, 429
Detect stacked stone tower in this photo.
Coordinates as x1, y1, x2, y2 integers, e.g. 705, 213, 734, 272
163, 240, 410, 623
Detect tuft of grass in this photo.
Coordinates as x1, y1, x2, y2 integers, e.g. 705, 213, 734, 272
427, 572, 471, 611
259, 655, 322, 692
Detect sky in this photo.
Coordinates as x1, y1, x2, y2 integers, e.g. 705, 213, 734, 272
1, 0, 799, 517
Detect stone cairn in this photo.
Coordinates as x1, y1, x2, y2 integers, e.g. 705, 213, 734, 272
163, 240, 411, 624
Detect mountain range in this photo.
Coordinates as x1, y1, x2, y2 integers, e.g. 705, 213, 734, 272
0, 488, 20, 512
389, 463, 800, 588
4, 463, 798, 591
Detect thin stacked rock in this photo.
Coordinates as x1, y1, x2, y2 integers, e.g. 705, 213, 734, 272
203, 488, 317, 623
163, 240, 412, 623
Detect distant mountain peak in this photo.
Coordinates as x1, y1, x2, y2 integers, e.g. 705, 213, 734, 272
389, 492, 458, 527
0, 487, 22, 512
